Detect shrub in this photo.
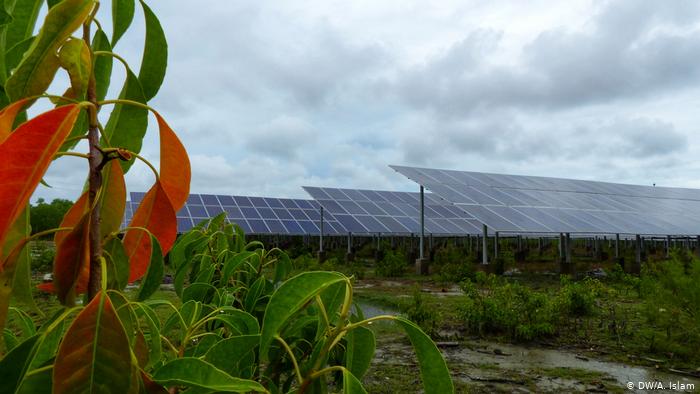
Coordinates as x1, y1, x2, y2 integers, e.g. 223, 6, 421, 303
404, 286, 440, 338
554, 276, 602, 317
460, 278, 556, 341
376, 249, 406, 277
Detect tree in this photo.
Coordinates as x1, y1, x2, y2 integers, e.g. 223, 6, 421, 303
29, 198, 74, 235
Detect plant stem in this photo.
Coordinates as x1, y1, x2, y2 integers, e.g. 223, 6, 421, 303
84, 18, 102, 301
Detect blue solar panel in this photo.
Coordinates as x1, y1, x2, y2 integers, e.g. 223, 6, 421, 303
391, 165, 700, 235
127, 193, 342, 235
303, 186, 482, 235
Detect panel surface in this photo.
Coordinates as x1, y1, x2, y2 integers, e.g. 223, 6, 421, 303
126, 193, 342, 235
303, 186, 483, 235
391, 165, 700, 235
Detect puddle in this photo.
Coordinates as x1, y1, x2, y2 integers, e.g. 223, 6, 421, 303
358, 299, 700, 392
448, 340, 700, 392
356, 301, 398, 318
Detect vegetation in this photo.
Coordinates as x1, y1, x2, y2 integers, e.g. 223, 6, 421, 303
29, 199, 73, 235
0, 1, 454, 393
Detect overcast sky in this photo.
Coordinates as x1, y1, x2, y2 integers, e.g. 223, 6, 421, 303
35, 0, 700, 202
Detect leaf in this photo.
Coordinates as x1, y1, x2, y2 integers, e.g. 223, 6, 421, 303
0, 99, 31, 142
102, 68, 147, 173
123, 180, 176, 282
0, 227, 32, 339
204, 334, 260, 376
152, 358, 265, 393
342, 368, 368, 394
393, 317, 454, 394
104, 237, 129, 290
5, 0, 95, 102
154, 112, 189, 210
259, 271, 347, 361
211, 308, 260, 336
0, 334, 40, 393
0, 104, 80, 249
91, 29, 112, 102
137, 0, 167, 101
16, 365, 52, 394
98, 161, 126, 239
2, 0, 43, 73
136, 234, 163, 301
53, 292, 134, 394
58, 37, 91, 99
111, 0, 135, 46
7, 208, 39, 313
54, 192, 87, 247
52, 212, 90, 305
140, 370, 168, 394
5, 36, 36, 76
345, 326, 375, 379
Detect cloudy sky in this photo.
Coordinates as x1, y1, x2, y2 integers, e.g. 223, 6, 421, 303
35, 0, 700, 202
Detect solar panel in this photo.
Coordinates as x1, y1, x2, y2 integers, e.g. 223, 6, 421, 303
124, 193, 344, 235
391, 165, 700, 236
302, 186, 483, 235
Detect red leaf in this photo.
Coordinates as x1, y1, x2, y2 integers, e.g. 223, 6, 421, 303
0, 99, 30, 143
123, 181, 176, 282
155, 112, 190, 211
53, 212, 91, 304
99, 161, 126, 238
53, 291, 134, 394
0, 104, 81, 249
54, 191, 88, 247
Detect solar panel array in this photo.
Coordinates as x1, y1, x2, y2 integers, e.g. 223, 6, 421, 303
391, 165, 700, 236
302, 186, 483, 235
124, 193, 345, 235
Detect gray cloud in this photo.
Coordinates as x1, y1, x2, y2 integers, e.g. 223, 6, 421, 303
29, 0, 700, 204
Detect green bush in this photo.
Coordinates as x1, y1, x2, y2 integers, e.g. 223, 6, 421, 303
460, 278, 556, 341
636, 253, 700, 359
30, 241, 55, 272
554, 276, 602, 317
460, 275, 604, 341
404, 286, 440, 338
376, 249, 406, 277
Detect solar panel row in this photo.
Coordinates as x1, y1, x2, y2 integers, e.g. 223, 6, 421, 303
124, 193, 346, 235
303, 186, 483, 235
391, 165, 700, 236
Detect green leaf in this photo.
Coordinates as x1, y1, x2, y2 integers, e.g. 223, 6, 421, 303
0, 334, 39, 393
204, 335, 260, 377
181, 282, 216, 303
137, 234, 163, 301
345, 326, 375, 379
244, 276, 265, 313
5, 0, 95, 102
57, 37, 91, 99
137, 0, 166, 101
2, 0, 42, 81
133, 303, 162, 368
16, 365, 52, 394
393, 317, 454, 394
102, 68, 148, 173
91, 28, 113, 102
259, 271, 346, 361
111, 0, 135, 46
152, 358, 265, 393
5, 36, 35, 74
53, 291, 135, 394
105, 237, 130, 290
212, 308, 259, 336
0, 8, 11, 27
9, 208, 40, 314
342, 368, 368, 394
